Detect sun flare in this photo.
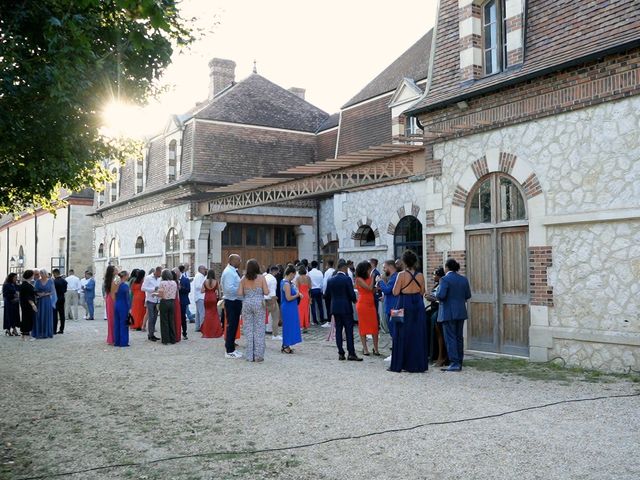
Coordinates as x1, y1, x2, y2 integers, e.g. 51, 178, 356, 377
100, 100, 168, 140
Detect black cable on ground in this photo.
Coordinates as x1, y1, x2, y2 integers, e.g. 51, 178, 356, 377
16, 391, 640, 480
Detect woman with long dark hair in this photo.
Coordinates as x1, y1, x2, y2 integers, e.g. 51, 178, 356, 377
238, 259, 269, 362
130, 268, 146, 330
3, 272, 20, 336
201, 269, 223, 338
280, 264, 303, 354
19, 270, 37, 339
156, 269, 177, 345
355, 261, 380, 356
103, 265, 118, 345
295, 265, 312, 333
390, 250, 428, 373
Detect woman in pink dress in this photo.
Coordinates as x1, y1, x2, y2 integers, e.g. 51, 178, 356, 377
201, 269, 223, 338
296, 265, 311, 333
103, 265, 118, 345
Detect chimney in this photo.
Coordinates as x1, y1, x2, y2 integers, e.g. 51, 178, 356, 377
288, 87, 306, 100
208, 58, 236, 100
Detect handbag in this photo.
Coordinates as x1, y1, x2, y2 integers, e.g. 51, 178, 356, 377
390, 296, 404, 323
127, 313, 134, 326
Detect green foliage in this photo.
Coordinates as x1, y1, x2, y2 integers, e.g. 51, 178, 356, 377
0, 0, 193, 214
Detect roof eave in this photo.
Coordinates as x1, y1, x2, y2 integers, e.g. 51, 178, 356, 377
406, 38, 640, 116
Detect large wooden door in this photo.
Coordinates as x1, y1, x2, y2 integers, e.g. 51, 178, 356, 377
467, 227, 529, 355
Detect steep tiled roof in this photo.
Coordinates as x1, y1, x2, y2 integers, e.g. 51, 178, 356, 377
409, 0, 640, 113
193, 74, 330, 133
316, 113, 340, 133
342, 30, 433, 108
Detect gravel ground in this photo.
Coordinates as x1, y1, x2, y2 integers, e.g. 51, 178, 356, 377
1, 308, 639, 480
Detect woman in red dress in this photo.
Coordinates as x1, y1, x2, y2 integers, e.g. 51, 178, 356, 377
130, 269, 146, 330
201, 269, 223, 338
355, 261, 380, 356
172, 270, 182, 342
296, 265, 311, 333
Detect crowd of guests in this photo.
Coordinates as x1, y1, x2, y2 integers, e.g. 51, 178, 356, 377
3, 251, 472, 373
2, 269, 95, 339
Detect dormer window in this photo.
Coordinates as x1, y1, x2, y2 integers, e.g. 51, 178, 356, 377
405, 116, 421, 137
110, 168, 119, 202
168, 140, 177, 182
135, 156, 144, 193
482, 0, 506, 75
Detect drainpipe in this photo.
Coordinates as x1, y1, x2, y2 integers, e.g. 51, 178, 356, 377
34, 214, 38, 268
66, 204, 72, 275
6, 227, 9, 273
315, 200, 321, 262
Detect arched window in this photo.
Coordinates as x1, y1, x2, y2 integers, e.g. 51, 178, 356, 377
168, 140, 177, 182
18, 245, 25, 266
135, 236, 145, 255
165, 228, 180, 268
110, 168, 119, 202
467, 174, 526, 225
98, 243, 104, 258
393, 216, 423, 267
108, 238, 120, 259
354, 225, 376, 247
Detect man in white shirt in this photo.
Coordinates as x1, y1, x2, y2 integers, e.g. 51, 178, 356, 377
322, 259, 335, 328
221, 254, 243, 358
264, 265, 281, 339
142, 266, 162, 342
192, 265, 207, 332
64, 269, 81, 321
308, 260, 326, 325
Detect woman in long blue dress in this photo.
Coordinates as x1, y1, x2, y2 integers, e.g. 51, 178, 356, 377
113, 271, 131, 347
33, 269, 55, 339
389, 250, 428, 373
280, 265, 302, 354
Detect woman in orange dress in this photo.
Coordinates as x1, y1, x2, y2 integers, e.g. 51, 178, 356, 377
201, 269, 223, 338
130, 269, 146, 330
355, 260, 380, 356
296, 265, 312, 333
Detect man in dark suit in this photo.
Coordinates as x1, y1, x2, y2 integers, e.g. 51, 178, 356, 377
436, 258, 472, 372
52, 269, 67, 334
324, 259, 362, 361
178, 265, 191, 340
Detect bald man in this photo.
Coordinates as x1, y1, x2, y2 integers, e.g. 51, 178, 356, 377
221, 254, 243, 358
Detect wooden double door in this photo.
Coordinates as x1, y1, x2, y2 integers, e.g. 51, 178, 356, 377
466, 227, 530, 356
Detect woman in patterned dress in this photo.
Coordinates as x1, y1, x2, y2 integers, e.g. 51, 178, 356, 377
238, 259, 269, 362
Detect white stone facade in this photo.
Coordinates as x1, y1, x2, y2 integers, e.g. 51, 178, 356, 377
429, 96, 640, 372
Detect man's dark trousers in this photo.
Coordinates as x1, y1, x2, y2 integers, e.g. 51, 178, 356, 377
224, 299, 242, 353
55, 299, 66, 333
334, 313, 355, 356
442, 319, 465, 369
310, 288, 325, 323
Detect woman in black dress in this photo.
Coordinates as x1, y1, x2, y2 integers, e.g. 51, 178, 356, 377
3, 272, 20, 336
19, 270, 37, 338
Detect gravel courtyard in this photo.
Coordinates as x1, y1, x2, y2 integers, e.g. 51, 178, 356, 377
2, 310, 639, 480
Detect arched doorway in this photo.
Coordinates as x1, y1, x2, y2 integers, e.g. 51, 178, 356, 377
394, 216, 423, 267
465, 173, 529, 356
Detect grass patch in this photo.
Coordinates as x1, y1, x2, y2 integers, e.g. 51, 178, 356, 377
464, 357, 640, 384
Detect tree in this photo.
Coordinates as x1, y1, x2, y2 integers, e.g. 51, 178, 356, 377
0, 0, 193, 214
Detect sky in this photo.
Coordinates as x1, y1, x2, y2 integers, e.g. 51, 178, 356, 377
110, 0, 438, 136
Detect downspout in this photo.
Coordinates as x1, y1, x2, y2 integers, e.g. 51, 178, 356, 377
34, 214, 38, 268
66, 204, 72, 274
6, 227, 9, 272
315, 200, 321, 262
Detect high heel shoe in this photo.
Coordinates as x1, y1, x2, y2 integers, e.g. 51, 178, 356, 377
4, 330, 10, 336
281, 346, 293, 354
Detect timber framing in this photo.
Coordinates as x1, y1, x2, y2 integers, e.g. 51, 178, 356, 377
196, 144, 425, 215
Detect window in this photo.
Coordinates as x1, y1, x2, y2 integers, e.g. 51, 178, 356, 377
98, 190, 105, 206
405, 116, 421, 137
482, 0, 507, 75
98, 243, 104, 258
354, 225, 376, 247
168, 140, 177, 182
222, 224, 243, 246
108, 238, 120, 259
135, 236, 145, 254
135, 157, 144, 193
165, 228, 180, 268
393, 216, 423, 267
468, 174, 527, 225
274, 226, 297, 248
110, 168, 119, 202
246, 226, 269, 246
